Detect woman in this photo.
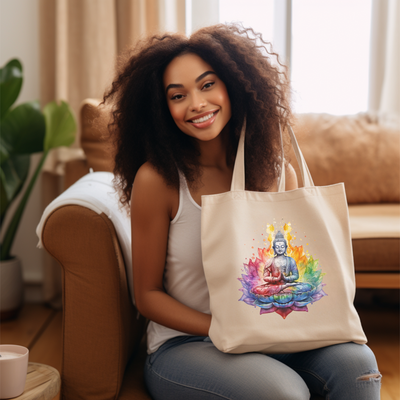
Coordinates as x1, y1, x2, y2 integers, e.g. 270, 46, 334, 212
103, 24, 381, 400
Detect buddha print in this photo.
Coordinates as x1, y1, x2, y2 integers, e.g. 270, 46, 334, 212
239, 225, 327, 319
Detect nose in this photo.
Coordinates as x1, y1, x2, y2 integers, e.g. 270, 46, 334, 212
190, 91, 207, 112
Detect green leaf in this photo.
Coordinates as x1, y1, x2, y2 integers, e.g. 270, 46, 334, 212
1, 151, 47, 260
0, 101, 45, 157
0, 135, 12, 165
43, 101, 77, 151
0, 59, 23, 119
0, 154, 30, 222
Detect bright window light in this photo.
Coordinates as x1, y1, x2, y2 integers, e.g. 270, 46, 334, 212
219, 0, 275, 43
291, 0, 372, 115
219, 0, 372, 115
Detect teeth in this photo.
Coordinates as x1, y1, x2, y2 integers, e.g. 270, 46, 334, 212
192, 112, 215, 124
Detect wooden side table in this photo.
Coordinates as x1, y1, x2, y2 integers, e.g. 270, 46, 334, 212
16, 362, 60, 400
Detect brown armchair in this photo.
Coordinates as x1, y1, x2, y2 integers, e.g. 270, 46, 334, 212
40, 99, 151, 400
38, 99, 399, 400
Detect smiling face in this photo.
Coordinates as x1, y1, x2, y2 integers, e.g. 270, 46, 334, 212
163, 53, 232, 142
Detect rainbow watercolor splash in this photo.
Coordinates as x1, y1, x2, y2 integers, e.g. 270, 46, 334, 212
238, 223, 327, 319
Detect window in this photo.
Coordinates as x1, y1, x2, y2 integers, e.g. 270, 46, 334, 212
219, 0, 274, 45
217, 0, 372, 115
291, 0, 372, 114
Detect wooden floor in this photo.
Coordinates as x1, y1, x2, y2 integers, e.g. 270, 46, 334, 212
1, 302, 399, 400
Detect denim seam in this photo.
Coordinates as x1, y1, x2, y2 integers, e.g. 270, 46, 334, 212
292, 367, 330, 397
149, 367, 232, 400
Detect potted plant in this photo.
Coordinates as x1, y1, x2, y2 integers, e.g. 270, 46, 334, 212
0, 58, 76, 320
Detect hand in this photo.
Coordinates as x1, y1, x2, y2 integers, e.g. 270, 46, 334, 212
264, 270, 281, 283
283, 273, 295, 283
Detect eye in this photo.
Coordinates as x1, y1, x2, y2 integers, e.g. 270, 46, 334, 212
171, 93, 185, 100
202, 82, 215, 90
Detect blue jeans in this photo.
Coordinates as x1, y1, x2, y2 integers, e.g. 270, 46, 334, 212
144, 336, 381, 400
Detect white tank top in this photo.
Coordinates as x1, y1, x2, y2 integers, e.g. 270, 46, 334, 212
146, 172, 210, 354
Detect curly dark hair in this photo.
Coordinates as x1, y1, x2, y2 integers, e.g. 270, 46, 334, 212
103, 23, 293, 209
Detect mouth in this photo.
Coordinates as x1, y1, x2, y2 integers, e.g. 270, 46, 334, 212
187, 110, 219, 128
187, 110, 218, 123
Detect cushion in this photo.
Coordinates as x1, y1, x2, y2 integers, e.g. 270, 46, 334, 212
349, 204, 400, 272
348, 204, 400, 239
291, 113, 400, 204
80, 98, 114, 172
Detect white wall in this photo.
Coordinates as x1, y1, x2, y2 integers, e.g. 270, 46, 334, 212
0, 0, 44, 286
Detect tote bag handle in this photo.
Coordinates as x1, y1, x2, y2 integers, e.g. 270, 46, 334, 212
231, 119, 314, 192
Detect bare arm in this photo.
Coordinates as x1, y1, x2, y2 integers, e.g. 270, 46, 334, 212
131, 163, 211, 337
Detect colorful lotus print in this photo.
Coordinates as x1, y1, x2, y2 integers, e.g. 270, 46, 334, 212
238, 222, 327, 319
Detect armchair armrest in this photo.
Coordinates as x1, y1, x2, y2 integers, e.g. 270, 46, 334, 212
42, 205, 145, 400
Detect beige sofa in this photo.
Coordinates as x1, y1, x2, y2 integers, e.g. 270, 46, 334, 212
39, 99, 399, 400
288, 113, 399, 289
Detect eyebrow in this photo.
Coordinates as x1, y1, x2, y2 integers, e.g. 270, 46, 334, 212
195, 70, 216, 83
165, 70, 216, 94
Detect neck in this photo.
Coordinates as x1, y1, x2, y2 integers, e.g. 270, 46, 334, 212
196, 124, 231, 170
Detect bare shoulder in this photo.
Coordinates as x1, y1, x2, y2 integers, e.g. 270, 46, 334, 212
131, 162, 178, 220
133, 162, 167, 191
285, 162, 298, 191
268, 162, 298, 192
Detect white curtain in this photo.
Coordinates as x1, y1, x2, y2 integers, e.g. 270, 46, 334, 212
369, 0, 400, 129
40, 0, 186, 175
39, 0, 185, 307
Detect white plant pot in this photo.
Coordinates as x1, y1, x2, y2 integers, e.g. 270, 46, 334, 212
0, 257, 24, 321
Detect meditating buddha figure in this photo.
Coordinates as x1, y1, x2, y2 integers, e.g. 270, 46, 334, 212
252, 231, 312, 298
264, 231, 298, 284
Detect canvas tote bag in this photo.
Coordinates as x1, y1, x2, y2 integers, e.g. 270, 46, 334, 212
201, 121, 367, 354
